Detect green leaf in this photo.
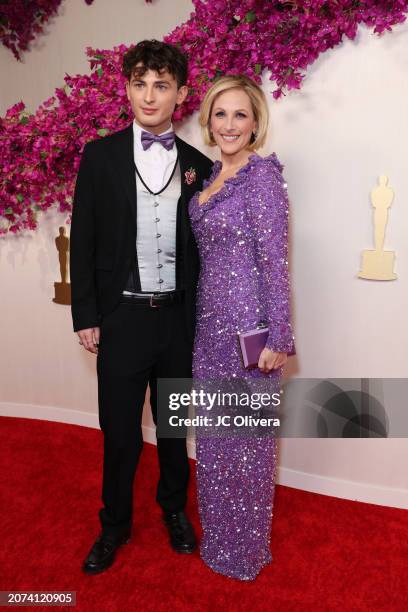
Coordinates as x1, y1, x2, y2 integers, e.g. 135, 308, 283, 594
20, 116, 29, 125
5, 207, 13, 214
245, 10, 256, 23
34, 205, 42, 211
94, 54, 105, 60
16, 194, 24, 202
97, 128, 109, 137
97, 67, 103, 78
255, 63, 262, 74
40, 151, 47, 159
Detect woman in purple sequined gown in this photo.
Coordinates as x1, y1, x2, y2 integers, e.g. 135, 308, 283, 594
188, 75, 296, 581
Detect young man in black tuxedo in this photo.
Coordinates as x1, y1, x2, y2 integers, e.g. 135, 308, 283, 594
70, 40, 213, 574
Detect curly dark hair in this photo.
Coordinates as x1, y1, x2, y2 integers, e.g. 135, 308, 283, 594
122, 39, 188, 88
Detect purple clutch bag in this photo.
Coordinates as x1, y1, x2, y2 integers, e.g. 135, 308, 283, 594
237, 322, 295, 369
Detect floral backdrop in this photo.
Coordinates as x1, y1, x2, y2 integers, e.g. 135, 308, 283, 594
0, 0, 407, 235
0, 0, 153, 60
0, 0, 93, 60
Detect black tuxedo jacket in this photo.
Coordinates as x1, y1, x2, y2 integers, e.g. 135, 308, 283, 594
69, 123, 213, 340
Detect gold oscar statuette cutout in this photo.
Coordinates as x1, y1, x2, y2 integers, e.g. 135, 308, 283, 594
358, 175, 397, 280
53, 226, 71, 304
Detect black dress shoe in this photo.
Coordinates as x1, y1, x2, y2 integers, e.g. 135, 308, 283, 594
162, 511, 197, 554
82, 531, 131, 575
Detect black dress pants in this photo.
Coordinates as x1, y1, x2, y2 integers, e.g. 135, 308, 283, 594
96, 298, 193, 538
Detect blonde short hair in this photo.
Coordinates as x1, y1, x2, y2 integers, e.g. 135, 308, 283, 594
199, 74, 269, 151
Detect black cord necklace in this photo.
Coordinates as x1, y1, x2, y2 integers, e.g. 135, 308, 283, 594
133, 154, 180, 196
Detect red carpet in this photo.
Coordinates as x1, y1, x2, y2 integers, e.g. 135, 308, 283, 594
0, 416, 406, 611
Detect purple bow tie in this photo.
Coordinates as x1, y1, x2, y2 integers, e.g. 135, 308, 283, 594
141, 130, 175, 151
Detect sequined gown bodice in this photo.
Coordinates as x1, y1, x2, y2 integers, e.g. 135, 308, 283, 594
188, 152, 295, 581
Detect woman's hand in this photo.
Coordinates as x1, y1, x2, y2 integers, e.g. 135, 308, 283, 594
258, 348, 287, 373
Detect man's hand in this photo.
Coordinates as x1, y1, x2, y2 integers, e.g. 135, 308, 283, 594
258, 348, 287, 374
77, 327, 100, 354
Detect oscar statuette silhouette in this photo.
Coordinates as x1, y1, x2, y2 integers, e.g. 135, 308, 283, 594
53, 226, 71, 304
358, 175, 397, 280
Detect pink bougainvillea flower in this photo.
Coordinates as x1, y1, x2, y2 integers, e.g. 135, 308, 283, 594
0, 1, 98, 60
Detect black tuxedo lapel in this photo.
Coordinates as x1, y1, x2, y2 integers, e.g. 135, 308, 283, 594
109, 124, 137, 223
107, 123, 141, 290
175, 135, 199, 246
174, 136, 202, 290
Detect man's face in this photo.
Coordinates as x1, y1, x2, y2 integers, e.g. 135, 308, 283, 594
126, 63, 188, 134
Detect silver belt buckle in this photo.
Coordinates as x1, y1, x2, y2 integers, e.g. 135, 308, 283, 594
150, 294, 160, 308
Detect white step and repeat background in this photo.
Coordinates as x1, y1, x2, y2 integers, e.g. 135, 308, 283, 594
0, 0, 407, 507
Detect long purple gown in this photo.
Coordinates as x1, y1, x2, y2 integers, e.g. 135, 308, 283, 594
188, 152, 295, 581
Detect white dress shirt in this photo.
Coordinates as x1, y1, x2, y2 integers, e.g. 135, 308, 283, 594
122, 120, 180, 294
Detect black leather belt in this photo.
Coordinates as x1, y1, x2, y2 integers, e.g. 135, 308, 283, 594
120, 290, 185, 308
